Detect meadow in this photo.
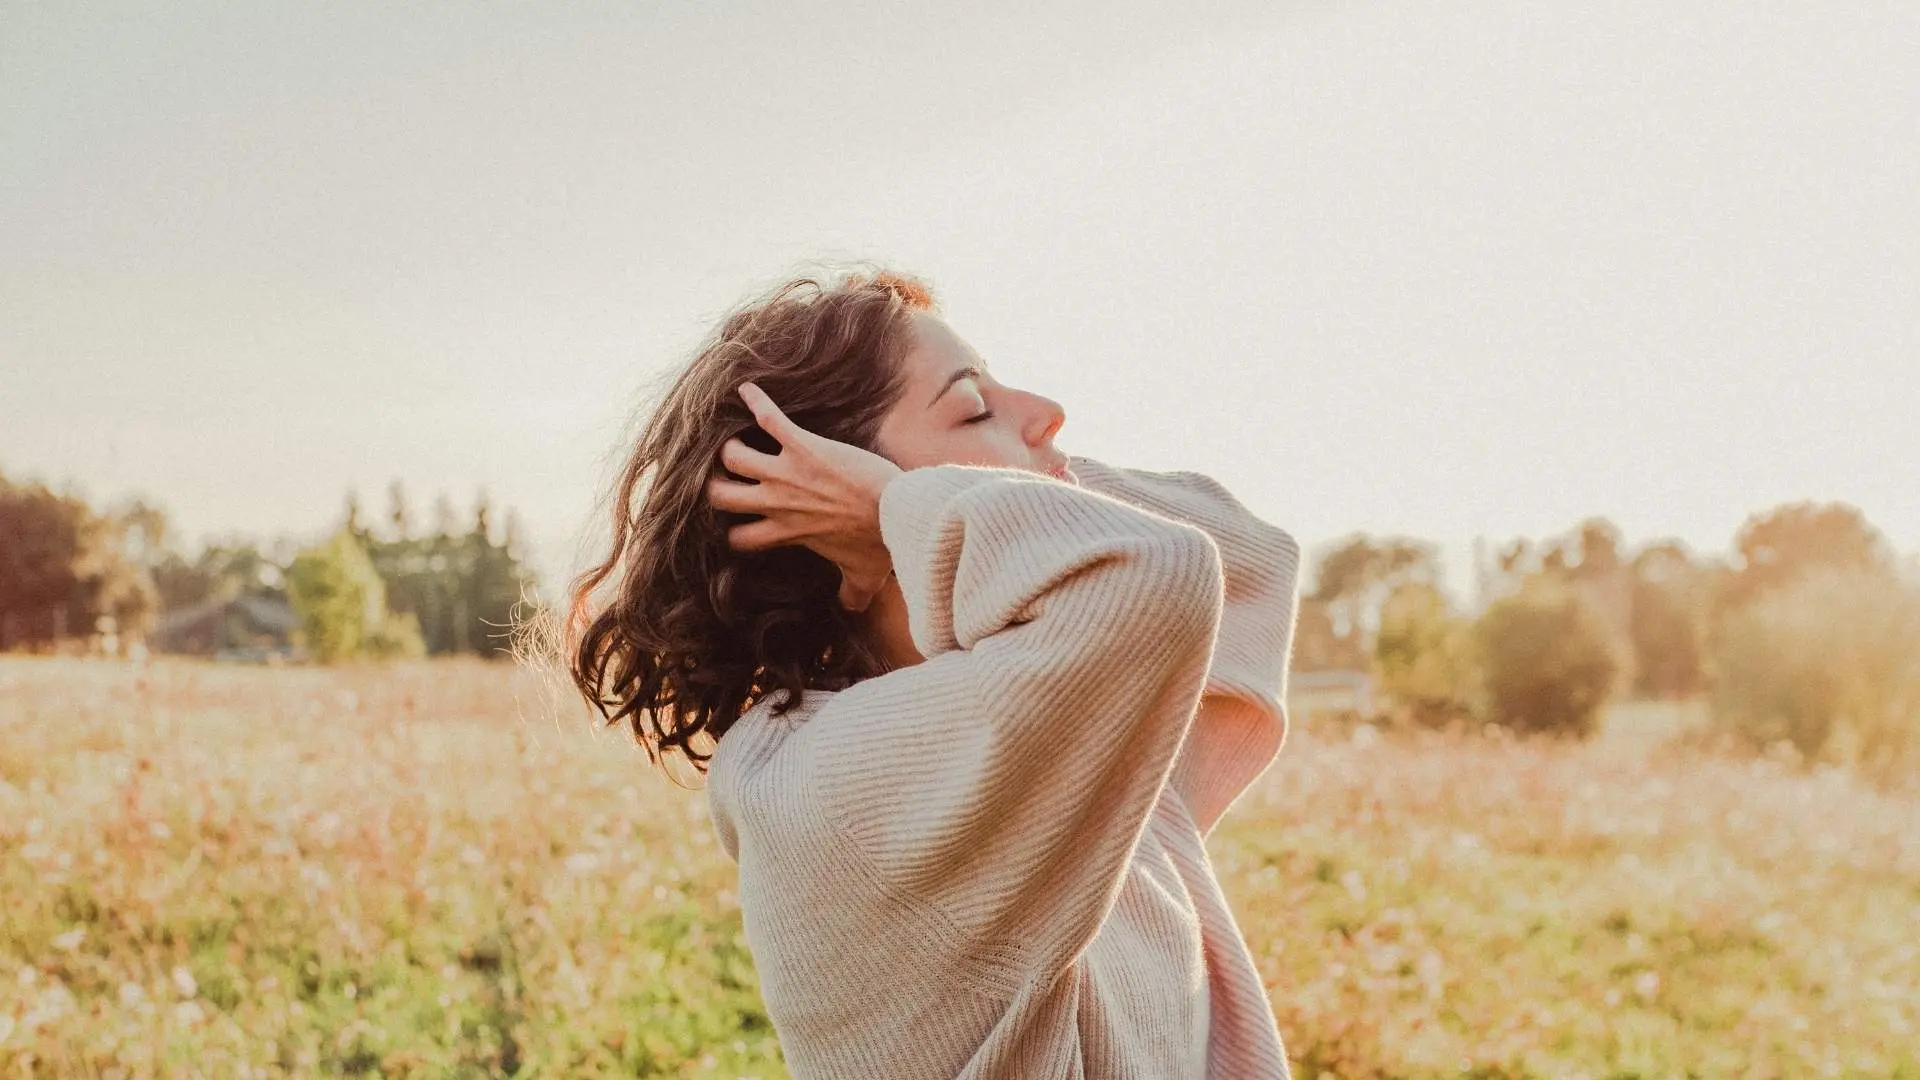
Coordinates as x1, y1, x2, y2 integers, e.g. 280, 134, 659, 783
1, 658, 1915, 1079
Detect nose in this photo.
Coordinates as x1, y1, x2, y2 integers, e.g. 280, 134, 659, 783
1023, 390, 1066, 447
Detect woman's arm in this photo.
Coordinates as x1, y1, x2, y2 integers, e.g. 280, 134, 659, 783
810, 462, 1225, 985
1066, 455, 1302, 836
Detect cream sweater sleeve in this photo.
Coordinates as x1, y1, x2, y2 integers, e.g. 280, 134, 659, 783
812, 462, 1226, 984
1067, 455, 1302, 836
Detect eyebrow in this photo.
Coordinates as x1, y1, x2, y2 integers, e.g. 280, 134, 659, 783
927, 364, 983, 409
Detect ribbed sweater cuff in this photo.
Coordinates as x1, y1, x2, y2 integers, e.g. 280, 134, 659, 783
876, 463, 1056, 657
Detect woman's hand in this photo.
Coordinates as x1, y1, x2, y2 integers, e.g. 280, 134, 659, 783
707, 382, 905, 613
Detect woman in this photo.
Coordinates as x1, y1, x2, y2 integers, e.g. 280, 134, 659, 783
565, 266, 1302, 1079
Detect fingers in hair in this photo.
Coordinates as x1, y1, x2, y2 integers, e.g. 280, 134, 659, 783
706, 469, 771, 514
737, 382, 806, 447
717, 436, 774, 481
727, 518, 788, 552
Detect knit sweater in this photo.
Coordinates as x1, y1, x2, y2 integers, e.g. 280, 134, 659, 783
706, 453, 1302, 1079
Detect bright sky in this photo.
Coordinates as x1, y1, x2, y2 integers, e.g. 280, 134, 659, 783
4, 1, 1916, 602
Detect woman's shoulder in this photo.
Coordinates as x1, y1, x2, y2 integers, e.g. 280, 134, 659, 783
707, 687, 844, 862
711, 687, 848, 797
710, 671, 927, 816
713, 688, 830, 779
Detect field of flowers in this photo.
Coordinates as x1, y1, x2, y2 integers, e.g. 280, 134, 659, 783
2, 658, 1916, 1078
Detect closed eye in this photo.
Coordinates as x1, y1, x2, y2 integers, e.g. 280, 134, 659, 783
962, 409, 996, 425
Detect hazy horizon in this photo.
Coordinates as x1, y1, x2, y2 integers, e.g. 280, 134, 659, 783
5, 1, 1916, 599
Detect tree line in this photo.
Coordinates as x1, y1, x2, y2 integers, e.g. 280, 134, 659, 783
5, 462, 1915, 781
0, 468, 537, 662
1300, 501, 1920, 785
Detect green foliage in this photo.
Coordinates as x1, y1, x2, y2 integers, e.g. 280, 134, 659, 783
365, 610, 429, 660
1373, 583, 1479, 726
1707, 569, 1920, 784
363, 491, 536, 659
143, 484, 536, 660
285, 530, 424, 663
1474, 580, 1622, 738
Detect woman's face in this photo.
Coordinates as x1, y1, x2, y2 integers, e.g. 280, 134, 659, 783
874, 311, 1075, 484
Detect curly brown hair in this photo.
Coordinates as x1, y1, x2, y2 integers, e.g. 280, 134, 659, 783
562, 265, 936, 779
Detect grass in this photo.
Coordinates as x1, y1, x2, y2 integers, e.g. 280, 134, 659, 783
1, 657, 1915, 1078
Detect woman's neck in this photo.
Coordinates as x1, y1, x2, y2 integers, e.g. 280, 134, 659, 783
862, 572, 925, 673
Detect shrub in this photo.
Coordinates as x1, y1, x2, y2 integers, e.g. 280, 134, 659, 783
365, 609, 428, 660
1474, 580, 1621, 738
1373, 583, 1479, 727
286, 530, 425, 662
1708, 568, 1920, 784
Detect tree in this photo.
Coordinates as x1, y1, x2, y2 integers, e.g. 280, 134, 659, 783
1627, 540, 1709, 698
464, 490, 533, 657
343, 491, 367, 542
0, 472, 157, 652
1310, 535, 1440, 646
1474, 579, 1622, 738
152, 541, 286, 612
1726, 502, 1891, 610
361, 483, 538, 658
285, 529, 423, 662
387, 480, 413, 541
